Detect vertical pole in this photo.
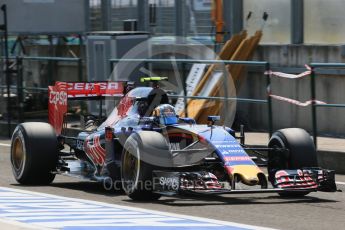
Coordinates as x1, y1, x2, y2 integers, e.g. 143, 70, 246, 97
16, 56, 24, 123
47, 35, 53, 85
99, 98, 103, 119
101, 0, 112, 31
310, 66, 317, 148
78, 35, 83, 82
213, 0, 224, 45
84, 0, 90, 31
175, 0, 186, 41
182, 62, 188, 117
110, 60, 113, 78
291, 0, 304, 44
222, 64, 229, 125
265, 62, 273, 137
223, 0, 231, 41
77, 58, 83, 82
1, 4, 11, 137
151, 3, 156, 27
149, 3, 157, 34
110, 60, 118, 81
137, 0, 149, 31
144, 61, 149, 77
228, 0, 243, 37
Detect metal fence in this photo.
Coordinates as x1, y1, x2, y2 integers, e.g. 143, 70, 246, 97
309, 63, 345, 147
110, 58, 273, 136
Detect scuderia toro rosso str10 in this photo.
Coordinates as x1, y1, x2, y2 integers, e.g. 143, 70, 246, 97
10, 77, 338, 200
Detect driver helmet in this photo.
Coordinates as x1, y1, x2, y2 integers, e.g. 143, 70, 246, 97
152, 104, 178, 125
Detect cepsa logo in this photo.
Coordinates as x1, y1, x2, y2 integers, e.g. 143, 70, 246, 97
66, 82, 120, 91
49, 90, 67, 105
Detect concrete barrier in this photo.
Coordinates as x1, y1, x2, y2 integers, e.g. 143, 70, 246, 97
318, 150, 345, 174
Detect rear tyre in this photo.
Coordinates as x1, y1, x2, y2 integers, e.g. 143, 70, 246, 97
121, 131, 170, 201
268, 128, 318, 197
10, 122, 58, 185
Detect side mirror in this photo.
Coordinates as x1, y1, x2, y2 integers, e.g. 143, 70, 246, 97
207, 116, 220, 122
207, 116, 220, 126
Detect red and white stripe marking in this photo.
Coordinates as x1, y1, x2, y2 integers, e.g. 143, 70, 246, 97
269, 94, 326, 107
266, 65, 312, 79
266, 70, 311, 79
265, 65, 328, 107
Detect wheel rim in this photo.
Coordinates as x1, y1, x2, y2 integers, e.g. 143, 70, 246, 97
122, 148, 140, 193
11, 137, 25, 172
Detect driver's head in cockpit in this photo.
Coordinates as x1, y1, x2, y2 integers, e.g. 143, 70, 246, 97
152, 104, 178, 126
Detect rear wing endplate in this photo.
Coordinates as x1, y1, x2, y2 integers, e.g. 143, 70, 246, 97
48, 81, 124, 134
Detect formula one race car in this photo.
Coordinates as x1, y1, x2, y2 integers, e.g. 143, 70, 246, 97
10, 78, 337, 200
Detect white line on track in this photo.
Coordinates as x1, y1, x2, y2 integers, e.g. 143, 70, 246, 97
0, 186, 275, 230
0, 217, 47, 230
0, 143, 10, 147
336, 181, 345, 185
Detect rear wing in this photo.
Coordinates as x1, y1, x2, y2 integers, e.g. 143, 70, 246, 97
48, 81, 124, 135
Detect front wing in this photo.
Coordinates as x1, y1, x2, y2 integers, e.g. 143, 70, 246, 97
152, 168, 337, 196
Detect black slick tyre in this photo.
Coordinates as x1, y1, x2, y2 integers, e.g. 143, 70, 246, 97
10, 122, 58, 185
268, 128, 318, 197
121, 131, 170, 201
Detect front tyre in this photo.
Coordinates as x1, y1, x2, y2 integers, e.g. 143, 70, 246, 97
11, 122, 58, 185
121, 132, 170, 201
268, 128, 318, 197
